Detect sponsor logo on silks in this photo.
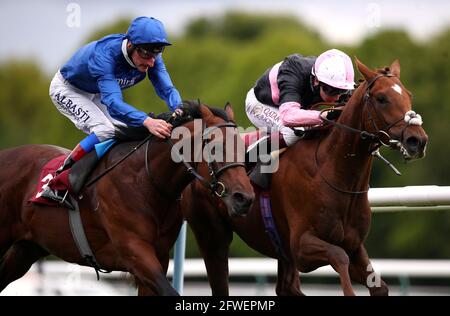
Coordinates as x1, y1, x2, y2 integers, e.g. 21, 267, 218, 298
262, 107, 280, 123
252, 106, 280, 128
250, 105, 264, 116
116, 75, 141, 89
54, 93, 91, 123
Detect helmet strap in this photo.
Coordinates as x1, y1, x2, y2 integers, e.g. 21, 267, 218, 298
122, 39, 136, 68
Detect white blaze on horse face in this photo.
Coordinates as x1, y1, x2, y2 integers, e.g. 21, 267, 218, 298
392, 84, 402, 95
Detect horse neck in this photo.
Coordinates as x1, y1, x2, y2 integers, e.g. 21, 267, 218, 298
150, 120, 200, 198
112, 121, 198, 203
319, 83, 374, 183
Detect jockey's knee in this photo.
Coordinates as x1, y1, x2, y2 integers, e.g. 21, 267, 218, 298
281, 130, 301, 147
92, 125, 116, 142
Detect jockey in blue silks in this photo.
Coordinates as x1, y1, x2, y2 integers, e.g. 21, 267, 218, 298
41, 16, 182, 203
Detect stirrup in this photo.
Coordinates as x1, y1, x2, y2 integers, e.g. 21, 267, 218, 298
56, 190, 74, 210
40, 187, 74, 210
59, 190, 69, 204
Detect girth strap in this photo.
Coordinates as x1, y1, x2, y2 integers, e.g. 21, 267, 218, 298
67, 195, 111, 280
259, 190, 289, 261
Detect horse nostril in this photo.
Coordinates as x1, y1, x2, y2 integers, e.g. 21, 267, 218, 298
406, 136, 419, 151
233, 192, 254, 208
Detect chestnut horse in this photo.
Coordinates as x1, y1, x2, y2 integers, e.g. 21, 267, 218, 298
0, 102, 254, 295
181, 59, 428, 295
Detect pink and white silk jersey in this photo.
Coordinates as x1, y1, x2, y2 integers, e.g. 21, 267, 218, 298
246, 88, 307, 146
247, 54, 326, 145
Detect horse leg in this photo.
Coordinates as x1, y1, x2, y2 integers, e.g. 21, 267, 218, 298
159, 252, 170, 275
190, 217, 233, 296
136, 279, 160, 296
0, 241, 12, 261
0, 227, 14, 260
136, 251, 177, 296
348, 245, 389, 296
118, 239, 178, 296
0, 240, 48, 292
297, 231, 355, 296
276, 259, 304, 296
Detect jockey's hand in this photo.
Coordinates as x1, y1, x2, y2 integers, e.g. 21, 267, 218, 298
174, 107, 184, 118
321, 110, 341, 121
143, 117, 172, 139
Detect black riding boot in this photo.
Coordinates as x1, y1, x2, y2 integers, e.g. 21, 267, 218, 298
248, 133, 287, 189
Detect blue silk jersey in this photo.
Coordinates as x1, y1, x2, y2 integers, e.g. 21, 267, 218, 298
60, 34, 181, 126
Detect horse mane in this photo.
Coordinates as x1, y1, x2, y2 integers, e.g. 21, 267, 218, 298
114, 100, 230, 141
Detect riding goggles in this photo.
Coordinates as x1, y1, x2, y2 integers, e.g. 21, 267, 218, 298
320, 82, 349, 96
135, 44, 165, 59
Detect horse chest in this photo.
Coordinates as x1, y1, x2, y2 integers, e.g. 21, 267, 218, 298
318, 217, 368, 252
327, 203, 371, 249
342, 225, 365, 252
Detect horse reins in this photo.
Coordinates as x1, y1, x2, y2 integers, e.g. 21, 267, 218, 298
86, 134, 154, 188
320, 74, 403, 146
315, 73, 415, 194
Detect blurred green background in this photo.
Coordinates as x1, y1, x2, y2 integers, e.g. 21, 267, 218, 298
0, 12, 449, 259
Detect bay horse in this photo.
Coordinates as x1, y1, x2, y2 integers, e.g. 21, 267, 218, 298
181, 59, 428, 296
0, 102, 254, 295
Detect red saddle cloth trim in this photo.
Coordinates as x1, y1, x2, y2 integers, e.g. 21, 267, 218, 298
29, 154, 71, 207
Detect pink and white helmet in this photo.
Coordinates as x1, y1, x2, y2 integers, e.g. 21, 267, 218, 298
312, 49, 355, 90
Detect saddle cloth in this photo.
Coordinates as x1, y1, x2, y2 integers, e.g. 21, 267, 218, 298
29, 155, 68, 207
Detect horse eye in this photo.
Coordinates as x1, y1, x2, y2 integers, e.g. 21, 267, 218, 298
376, 95, 387, 104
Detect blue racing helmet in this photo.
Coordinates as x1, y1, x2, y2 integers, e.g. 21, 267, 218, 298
126, 16, 171, 47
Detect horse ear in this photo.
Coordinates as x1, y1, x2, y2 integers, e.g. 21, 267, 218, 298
355, 57, 377, 82
199, 104, 213, 119
224, 102, 235, 122
390, 59, 401, 78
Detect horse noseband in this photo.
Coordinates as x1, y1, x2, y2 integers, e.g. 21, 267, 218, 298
169, 121, 245, 198
203, 123, 246, 198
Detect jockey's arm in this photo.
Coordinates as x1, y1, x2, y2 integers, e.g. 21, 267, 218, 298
279, 102, 323, 127
97, 73, 148, 126
147, 56, 182, 112
90, 51, 149, 127
97, 76, 171, 138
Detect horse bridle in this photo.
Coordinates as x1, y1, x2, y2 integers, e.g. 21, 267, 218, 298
321, 73, 419, 149
362, 74, 409, 148
316, 73, 421, 194
162, 121, 245, 198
